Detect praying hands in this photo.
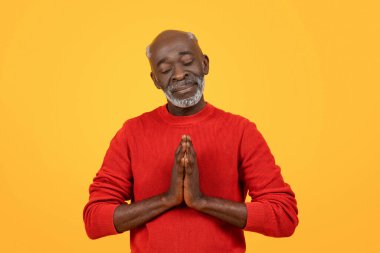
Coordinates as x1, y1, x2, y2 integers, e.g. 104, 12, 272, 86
166, 135, 204, 208
166, 135, 247, 230
112, 135, 247, 234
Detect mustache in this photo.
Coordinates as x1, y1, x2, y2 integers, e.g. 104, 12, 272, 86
167, 76, 199, 92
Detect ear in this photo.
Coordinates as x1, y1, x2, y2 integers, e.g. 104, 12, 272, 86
202, 54, 209, 75
150, 72, 161, 89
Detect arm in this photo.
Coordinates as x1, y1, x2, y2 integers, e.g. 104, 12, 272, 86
183, 122, 298, 237
238, 121, 299, 237
191, 196, 247, 229
182, 135, 247, 229
83, 125, 186, 239
113, 193, 176, 233
83, 122, 134, 239
114, 137, 189, 232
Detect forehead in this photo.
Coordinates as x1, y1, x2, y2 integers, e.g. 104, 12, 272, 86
150, 36, 199, 64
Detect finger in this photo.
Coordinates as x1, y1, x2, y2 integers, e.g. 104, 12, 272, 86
186, 135, 192, 149
180, 134, 186, 153
185, 162, 193, 175
181, 139, 187, 154
184, 155, 188, 168
186, 136, 193, 149
183, 135, 190, 153
182, 142, 189, 155
185, 136, 189, 153
187, 141, 194, 154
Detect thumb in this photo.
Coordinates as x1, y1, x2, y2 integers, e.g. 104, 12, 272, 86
185, 161, 193, 175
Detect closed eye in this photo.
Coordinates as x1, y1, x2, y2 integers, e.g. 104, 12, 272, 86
161, 68, 171, 74
183, 60, 193, 66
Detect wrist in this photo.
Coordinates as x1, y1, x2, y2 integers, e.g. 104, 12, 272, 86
190, 195, 207, 211
162, 192, 180, 208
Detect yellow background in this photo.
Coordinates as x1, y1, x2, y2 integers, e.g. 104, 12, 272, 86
1, 0, 379, 252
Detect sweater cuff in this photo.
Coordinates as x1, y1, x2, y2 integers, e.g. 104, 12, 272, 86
243, 202, 268, 233
86, 203, 121, 239
103, 203, 120, 234
99, 203, 120, 236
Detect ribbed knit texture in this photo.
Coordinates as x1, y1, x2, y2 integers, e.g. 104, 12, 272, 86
83, 102, 299, 252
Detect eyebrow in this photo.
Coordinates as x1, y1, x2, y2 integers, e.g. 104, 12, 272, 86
156, 58, 168, 68
156, 51, 194, 67
178, 51, 193, 56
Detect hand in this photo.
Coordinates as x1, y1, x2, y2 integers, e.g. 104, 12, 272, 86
165, 135, 187, 207
183, 135, 204, 209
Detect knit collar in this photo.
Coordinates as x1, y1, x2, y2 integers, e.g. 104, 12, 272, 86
156, 102, 215, 125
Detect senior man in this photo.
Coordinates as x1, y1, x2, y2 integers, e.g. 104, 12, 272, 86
83, 30, 299, 252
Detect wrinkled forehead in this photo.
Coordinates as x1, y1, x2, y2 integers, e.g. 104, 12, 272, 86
150, 35, 200, 65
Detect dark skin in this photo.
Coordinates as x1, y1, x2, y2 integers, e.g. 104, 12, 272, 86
114, 30, 247, 233
149, 30, 208, 116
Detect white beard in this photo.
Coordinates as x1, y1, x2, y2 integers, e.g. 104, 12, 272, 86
163, 76, 205, 108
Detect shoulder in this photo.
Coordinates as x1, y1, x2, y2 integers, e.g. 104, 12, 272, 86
210, 103, 257, 130
120, 106, 162, 130
112, 106, 162, 146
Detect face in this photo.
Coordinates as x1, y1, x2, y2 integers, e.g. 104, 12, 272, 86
149, 35, 209, 108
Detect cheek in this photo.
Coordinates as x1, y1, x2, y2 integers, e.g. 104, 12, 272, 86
187, 64, 203, 76
156, 75, 170, 88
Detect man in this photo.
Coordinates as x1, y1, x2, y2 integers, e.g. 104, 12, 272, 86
83, 30, 299, 252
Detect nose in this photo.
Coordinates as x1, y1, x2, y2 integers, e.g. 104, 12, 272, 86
171, 64, 188, 82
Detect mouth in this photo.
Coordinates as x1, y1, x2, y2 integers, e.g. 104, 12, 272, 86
172, 83, 196, 94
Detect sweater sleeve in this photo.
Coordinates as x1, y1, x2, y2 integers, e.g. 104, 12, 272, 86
83, 121, 133, 239
239, 121, 299, 237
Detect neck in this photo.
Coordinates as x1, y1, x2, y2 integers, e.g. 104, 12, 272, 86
166, 97, 206, 116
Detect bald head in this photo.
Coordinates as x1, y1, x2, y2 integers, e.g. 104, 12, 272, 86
146, 30, 200, 59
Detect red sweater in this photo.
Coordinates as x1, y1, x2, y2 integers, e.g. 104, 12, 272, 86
83, 102, 299, 252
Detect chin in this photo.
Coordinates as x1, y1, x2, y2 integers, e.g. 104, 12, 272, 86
164, 78, 205, 108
